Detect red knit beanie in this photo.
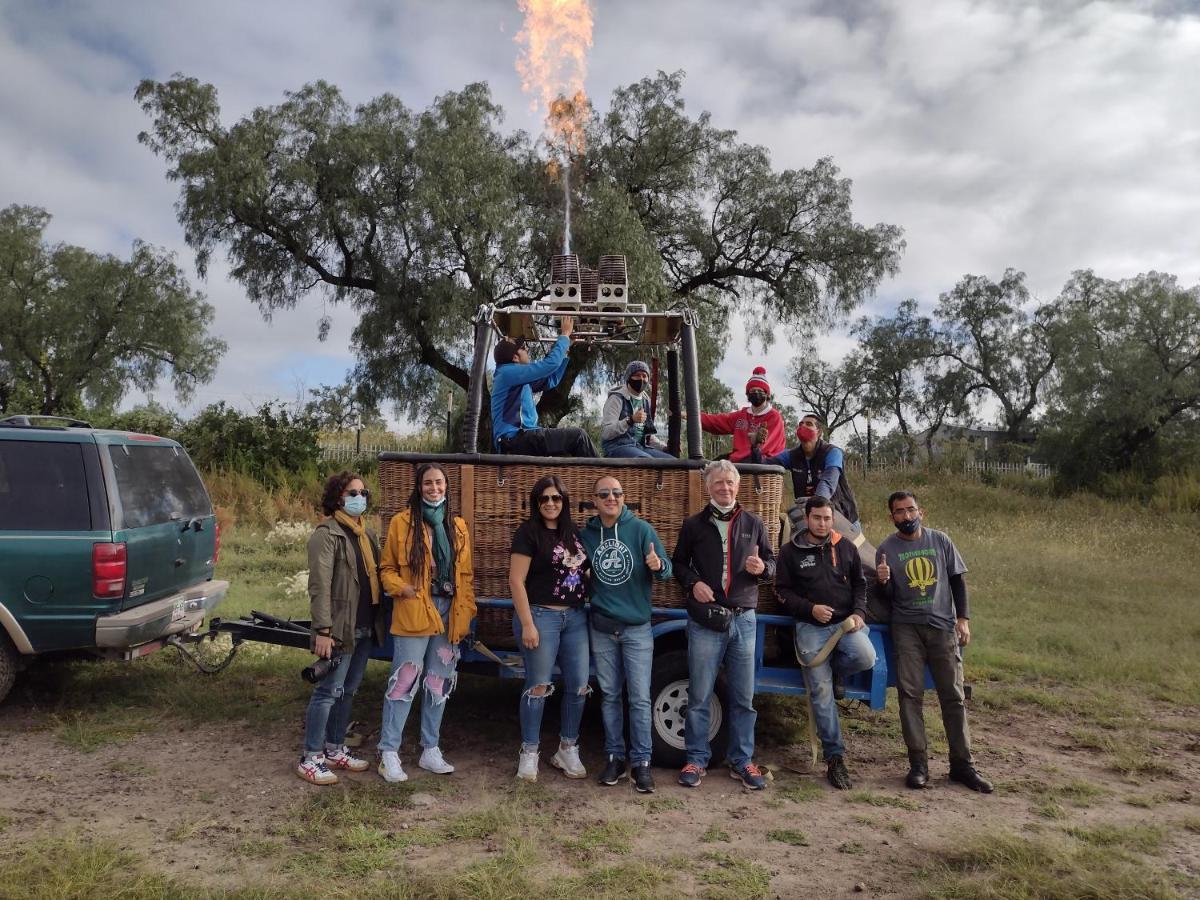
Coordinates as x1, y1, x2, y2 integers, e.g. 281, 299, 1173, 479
745, 366, 771, 395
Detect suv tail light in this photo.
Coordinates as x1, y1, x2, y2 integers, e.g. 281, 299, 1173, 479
93, 542, 127, 599
213, 520, 221, 565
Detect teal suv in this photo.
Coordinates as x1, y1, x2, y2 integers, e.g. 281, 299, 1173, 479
0, 415, 228, 703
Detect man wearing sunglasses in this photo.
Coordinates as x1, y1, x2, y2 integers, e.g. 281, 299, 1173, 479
581, 475, 673, 793
490, 316, 598, 458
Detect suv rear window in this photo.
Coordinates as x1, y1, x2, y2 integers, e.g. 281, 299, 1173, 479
0, 440, 93, 531
107, 444, 212, 528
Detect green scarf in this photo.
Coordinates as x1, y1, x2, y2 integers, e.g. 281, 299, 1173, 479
422, 500, 453, 588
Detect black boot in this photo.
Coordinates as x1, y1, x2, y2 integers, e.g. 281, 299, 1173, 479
906, 759, 929, 789
631, 761, 656, 793
949, 764, 993, 794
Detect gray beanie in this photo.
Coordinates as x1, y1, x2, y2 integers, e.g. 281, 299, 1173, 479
624, 360, 651, 381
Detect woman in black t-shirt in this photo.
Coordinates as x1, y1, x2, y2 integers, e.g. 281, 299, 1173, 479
509, 474, 591, 782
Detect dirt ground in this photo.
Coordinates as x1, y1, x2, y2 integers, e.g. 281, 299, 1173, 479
2, 675, 1197, 898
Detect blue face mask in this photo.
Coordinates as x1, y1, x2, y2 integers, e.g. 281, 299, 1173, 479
343, 495, 368, 516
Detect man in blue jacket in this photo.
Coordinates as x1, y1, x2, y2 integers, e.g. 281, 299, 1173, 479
490, 315, 597, 457
581, 474, 673, 793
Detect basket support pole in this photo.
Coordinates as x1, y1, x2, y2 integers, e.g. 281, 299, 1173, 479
680, 310, 704, 459
460, 304, 494, 452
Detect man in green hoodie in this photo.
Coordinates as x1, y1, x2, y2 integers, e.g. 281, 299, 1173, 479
582, 474, 673, 793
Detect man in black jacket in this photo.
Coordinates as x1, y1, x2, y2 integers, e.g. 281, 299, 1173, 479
776, 496, 876, 790
672, 460, 776, 790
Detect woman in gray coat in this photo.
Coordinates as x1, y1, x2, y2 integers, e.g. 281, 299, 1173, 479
298, 470, 384, 785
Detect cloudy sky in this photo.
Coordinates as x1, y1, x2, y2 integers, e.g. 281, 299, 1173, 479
2, 0, 1198, 429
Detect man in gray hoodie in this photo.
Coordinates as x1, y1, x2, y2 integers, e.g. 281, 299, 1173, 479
599, 361, 674, 459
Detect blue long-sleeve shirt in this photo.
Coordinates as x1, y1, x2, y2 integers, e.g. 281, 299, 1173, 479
490, 336, 570, 448
763, 444, 844, 500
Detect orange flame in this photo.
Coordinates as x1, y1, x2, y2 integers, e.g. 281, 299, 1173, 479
515, 0, 593, 156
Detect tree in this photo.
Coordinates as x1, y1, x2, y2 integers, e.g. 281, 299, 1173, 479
136, 72, 903, 446
786, 349, 868, 440
304, 380, 384, 432
935, 269, 1062, 442
0, 205, 225, 416
1040, 270, 1200, 485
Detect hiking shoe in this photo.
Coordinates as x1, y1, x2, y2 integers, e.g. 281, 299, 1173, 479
598, 755, 627, 786
632, 761, 656, 793
324, 745, 370, 772
826, 755, 852, 790
678, 763, 706, 788
949, 765, 993, 794
296, 754, 338, 785
906, 762, 929, 789
516, 748, 539, 782
418, 746, 455, 774
378, 751, 408, 783
551, 744, 587, 779
730, 762, 767, 790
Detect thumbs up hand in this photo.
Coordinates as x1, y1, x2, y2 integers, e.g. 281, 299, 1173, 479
876, 556, 891, 585
745, 550, 765, 576
645, 543, 663, 572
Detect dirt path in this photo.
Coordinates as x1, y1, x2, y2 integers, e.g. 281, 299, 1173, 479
2, 685, 1196, 898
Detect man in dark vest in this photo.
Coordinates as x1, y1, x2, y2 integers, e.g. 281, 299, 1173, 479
754, 413, 860, 532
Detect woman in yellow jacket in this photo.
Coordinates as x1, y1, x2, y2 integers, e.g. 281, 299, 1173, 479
377, 462, 476, 783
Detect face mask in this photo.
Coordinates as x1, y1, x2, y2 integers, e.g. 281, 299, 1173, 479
423, 496, 446, 508
747, 392, 767, 407
710, 500, 737, 514
797, 425, 818, 442
895, 517, 920, 535
343, 495, 367, 516
628, 379, 648, 393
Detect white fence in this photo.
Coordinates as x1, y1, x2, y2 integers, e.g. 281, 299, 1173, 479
846, 458, 1054, 479
319, 441, 438, 462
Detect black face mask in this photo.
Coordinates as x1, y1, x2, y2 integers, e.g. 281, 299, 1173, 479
895, 517, 921, 535
747, 391, 767, 407
628, 379, 648, 393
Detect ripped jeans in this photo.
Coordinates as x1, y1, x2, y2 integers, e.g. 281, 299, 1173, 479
513, 605, 591, 751
302, 626, 373, 757
377, 627, 460, 753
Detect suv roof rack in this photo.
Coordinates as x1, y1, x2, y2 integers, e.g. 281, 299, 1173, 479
0, 414, 93, 429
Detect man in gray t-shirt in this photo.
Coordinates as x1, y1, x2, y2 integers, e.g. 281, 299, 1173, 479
876, 490, 992, 794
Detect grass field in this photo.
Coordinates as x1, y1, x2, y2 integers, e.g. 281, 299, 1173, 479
1, 473, 1197, 898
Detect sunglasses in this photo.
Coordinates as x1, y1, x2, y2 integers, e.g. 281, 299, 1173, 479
344, 489, 370, 498
594, 488, 624, 499
538, 494, 563, 505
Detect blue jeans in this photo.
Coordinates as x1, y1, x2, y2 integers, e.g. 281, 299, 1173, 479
603, 442, 675, 459
378, 628, 460, 753
303, 627, 373, 756
686, 612, 757, 768
514, 606, 591, 749
590, 620, 653, 764
794, 621, 877, 760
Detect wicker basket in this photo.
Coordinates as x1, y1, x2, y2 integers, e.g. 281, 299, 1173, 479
378, 454, 788, 647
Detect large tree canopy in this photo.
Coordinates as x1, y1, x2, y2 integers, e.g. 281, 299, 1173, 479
1040, 270, 1200, 484
0, 205, 224, 416
137, 71, 902, 445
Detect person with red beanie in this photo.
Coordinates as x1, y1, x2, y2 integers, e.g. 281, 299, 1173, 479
699, 366, 787, 462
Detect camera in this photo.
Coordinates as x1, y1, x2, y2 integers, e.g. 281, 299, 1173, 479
301, 654, 343, 684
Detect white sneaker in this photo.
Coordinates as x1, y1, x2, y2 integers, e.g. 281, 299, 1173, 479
418, 746, 455, 775
551, 744, 587, 779
378, 751, 407, 783
516, 748, 539, 782
297, 754, 338, 785
324, 745, 370, 772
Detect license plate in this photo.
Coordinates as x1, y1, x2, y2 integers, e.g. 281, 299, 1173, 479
172, 598, 187, 622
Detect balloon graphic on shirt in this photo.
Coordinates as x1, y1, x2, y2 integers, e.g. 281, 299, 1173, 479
593, 538, 634, 587
904, 555, 937, 597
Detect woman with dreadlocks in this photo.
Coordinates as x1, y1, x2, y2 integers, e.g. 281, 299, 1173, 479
377, 462, 476, 783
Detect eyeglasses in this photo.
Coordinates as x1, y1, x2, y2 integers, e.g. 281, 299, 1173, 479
538, 494, 563, 505
344, 489, 370, 498
594, 489, 624, 499
891, 506, 919, 516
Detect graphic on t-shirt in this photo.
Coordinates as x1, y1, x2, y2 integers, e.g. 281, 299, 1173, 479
903, 554, 938, 598
553, 542, 586, 600
593, 538, 634, 587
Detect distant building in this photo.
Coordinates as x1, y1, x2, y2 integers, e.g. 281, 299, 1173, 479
916, 423, 1038, 462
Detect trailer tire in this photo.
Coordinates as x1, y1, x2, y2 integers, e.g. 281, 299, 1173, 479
0, 631, 18, 706
650, 648, 728, 769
